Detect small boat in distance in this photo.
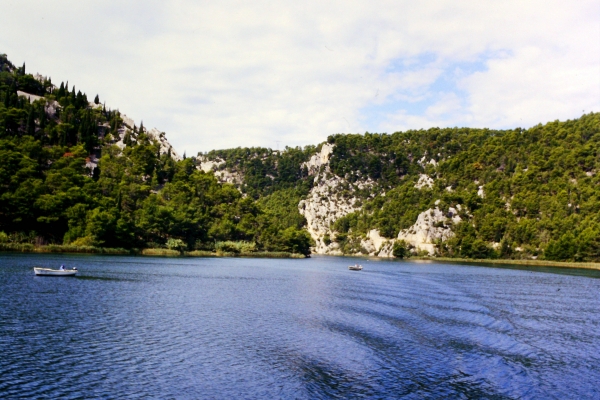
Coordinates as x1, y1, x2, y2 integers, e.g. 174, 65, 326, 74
34, 267, 78, 276
348, 264, 363, 271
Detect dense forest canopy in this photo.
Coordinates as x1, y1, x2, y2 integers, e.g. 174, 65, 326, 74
327, 114, 600, 261
2, 53, 600, 262
0, 54, 312, 255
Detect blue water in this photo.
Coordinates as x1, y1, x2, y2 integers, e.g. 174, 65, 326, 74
1, 254, 599, 399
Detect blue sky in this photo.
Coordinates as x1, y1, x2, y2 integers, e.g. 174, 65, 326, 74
359, 55, 491, 132
1, 0, 598, 155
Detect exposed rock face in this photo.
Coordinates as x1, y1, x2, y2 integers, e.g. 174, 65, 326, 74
110, 114, 181, 161
197, 156, 244, 185
17, 90, 43, 103
417, 154, 438, 168
198, 157, 225, 173
298, 144, 377, 254
303, 143, 334, 175
397, 206, 461, 255
360, 229, 394, 257
477, 185, 485, 198
415, 174, 434, 189
299, 173, 374, 254
146, 128, 181, 161
17, 91, 60, 119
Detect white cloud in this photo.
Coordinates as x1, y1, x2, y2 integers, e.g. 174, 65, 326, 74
1, 0, 598, 154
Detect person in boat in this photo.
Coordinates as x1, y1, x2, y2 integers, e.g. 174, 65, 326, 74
59, 265, 65, 270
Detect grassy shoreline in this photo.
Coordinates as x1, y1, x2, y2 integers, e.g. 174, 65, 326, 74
0, 243, 305, 259
412, 256, 600, 271
3, 243, 600, 269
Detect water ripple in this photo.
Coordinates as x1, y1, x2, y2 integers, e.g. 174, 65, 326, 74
1, 254, 599, 398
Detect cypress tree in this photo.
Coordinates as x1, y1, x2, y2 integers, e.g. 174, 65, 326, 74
57, 82, 65, 98
123, 131, 131, 146
26, 108, 35, 136
94, 94, 99, 104
76, 90, 83, 108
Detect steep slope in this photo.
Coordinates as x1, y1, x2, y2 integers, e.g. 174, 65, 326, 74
3, 53, 600, 262
201, 113, 600, 262
0, 54, 312, 255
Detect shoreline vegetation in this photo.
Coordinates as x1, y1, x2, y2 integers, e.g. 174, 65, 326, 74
0, 243, 306, 258
421, 257, 600, 271
2, 242, 600, 270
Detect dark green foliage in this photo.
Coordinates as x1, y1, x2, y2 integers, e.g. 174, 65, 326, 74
0, 54, 310, 255
328, 132, 411, 184
392, 240, 409, 258
338, 114, 600, 261
203, 145, 315, 199
3, 53, 600, 261
257, 188, 307, 230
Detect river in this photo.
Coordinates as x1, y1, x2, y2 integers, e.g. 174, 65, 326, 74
1, 253, 599, 399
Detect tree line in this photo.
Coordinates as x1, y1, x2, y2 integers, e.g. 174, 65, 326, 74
0, 54, 312, 255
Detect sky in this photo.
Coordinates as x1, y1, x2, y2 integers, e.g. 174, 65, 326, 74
1, 1, 599, 156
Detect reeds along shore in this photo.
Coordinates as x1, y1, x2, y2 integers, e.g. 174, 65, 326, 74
416, 256, 600, 271
3, 243, 600, 268
0, 243, 305, 258
0, 243, 130, 254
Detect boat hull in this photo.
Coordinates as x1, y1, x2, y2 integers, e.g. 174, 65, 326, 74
34, 268, 77, 276
348, 266, 363, 271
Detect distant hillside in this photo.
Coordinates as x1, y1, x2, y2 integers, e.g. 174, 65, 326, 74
199, 113, 600, 262
3, 53, 599, 262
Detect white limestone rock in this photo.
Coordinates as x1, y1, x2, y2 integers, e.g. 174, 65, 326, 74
196, 156, 243, 185
415, 174, 434, 189
377, 241, 395, 258
397, 207, 459, 255
17, 91, 60, 119
299, 172, 375, 254
298, 144, 378, 254
17, 90, 43, 103
360, 229, 395, 257
197, 157, 226, 173
146, 128, 181, 161
213, 169, 244, 186
302, 143, 334, 175
477, 185, 485, 198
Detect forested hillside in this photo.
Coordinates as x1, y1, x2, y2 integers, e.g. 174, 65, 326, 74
0, 54, 312, 255
325, 114, 600, 261
2, 53, 599, 262
200, 112, 600, 262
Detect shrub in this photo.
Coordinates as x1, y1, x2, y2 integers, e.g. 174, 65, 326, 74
215, 241, 256, 254
393, 240, 409, 258
166, 238, 187, 252
70, 236, 97, 247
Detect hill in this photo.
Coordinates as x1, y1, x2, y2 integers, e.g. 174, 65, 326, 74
199, 113, 600, 262
0, 54, 312, 255
2, 53, 600, 262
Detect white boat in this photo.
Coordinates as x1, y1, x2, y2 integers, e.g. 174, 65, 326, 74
348, 264, 363, 271
34, 267, 78, 276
